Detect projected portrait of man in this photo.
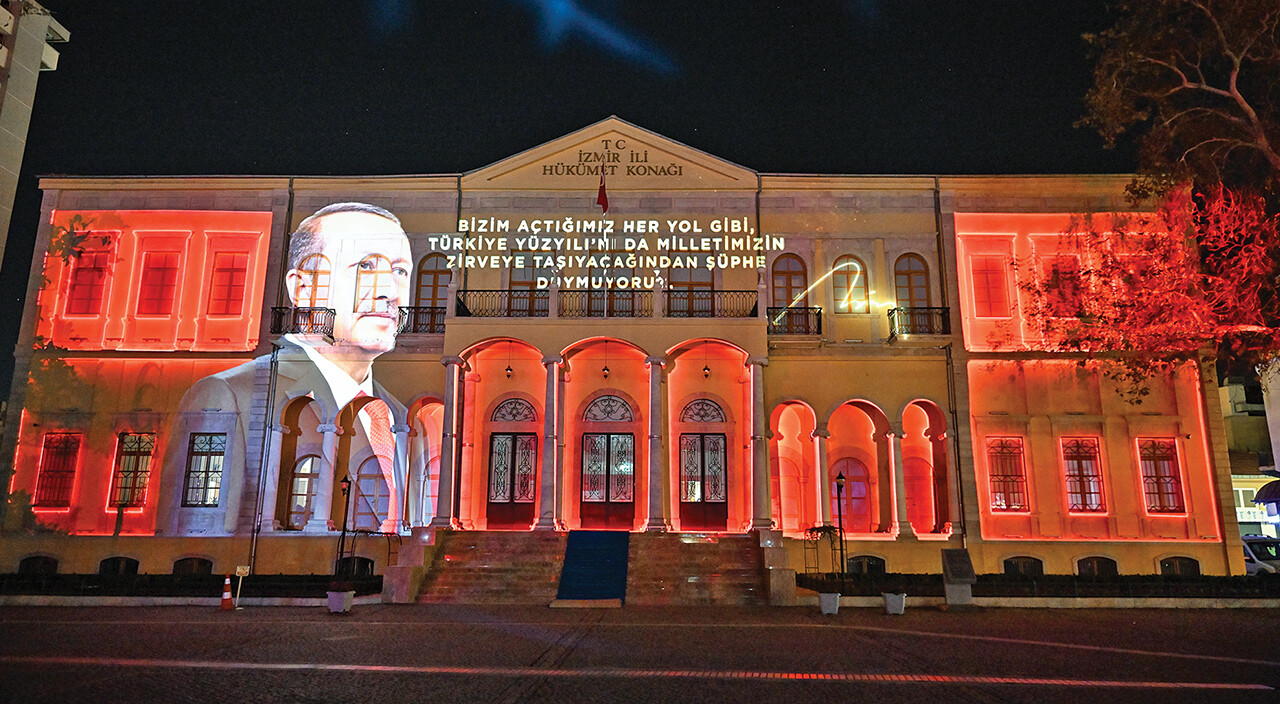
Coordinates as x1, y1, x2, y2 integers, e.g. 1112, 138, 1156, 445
160, 202, 416, 538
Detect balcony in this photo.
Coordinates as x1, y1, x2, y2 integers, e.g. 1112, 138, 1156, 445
558, 290, 653, 318
456, 290, 549, 318
666, 290, 758, 318
888, 307, 951, 337
271, 307, 335, 336
398, 306, 446, 334
767, 306, 822, 335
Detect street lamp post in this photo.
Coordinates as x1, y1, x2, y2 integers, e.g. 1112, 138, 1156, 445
834, 471, 847, 584
335, 475, 352, 576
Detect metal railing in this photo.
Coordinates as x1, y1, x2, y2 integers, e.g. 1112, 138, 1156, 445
270, 306, 336, 336
666, 290, 758, 318
398, 306, 446, 333
888, 306, 950, 336
767, 306, 822, 335
456, 290, 549, 318
558, 290, 653, 318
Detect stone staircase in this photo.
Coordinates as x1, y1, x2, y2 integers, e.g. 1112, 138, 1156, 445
626, 533, 766, 605
416, 531, 568, 604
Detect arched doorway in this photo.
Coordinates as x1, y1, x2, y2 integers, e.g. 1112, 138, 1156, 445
677, 399, 729, 531
486, 397, 539, 529
579, 395, 637, 529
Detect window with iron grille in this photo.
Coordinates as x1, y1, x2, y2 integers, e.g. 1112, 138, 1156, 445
1138, 438, 1185, 512
1062, 437, 1105, 512
110, 433, 155, 507
182, 433, 225, 507
34, 433, 80, 507
137, 252, 180, 315
986, 437, 1027, 511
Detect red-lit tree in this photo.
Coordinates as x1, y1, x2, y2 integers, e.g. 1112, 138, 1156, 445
1016, 188, 1280, 399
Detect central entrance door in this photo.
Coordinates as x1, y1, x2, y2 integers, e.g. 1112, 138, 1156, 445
487, 432, 537, 528
678, 433, 728, 530
580, 433, 635, 529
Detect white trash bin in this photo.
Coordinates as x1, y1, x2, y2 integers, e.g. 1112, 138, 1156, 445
327, 590, 355, 613
818, 592, 840, 615
882, 592, 906, 615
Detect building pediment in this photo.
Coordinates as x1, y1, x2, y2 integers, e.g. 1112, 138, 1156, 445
462, 116, 757, 191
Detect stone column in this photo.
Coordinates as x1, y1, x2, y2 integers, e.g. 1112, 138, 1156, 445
643, 355, 669, 531
887, 430, 916, 539
429, 357, 462, 529
306, 423, 341, 532
536, 355, 563, 530
257, 423, 287, 532
391, 422, 412, 532
555, 362, 568, 529
748, 356, 772, 530
458, 368, 479, 529
813, 424, 832, 526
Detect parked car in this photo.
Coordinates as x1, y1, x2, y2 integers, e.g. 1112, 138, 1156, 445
1242, 535, 1280, 575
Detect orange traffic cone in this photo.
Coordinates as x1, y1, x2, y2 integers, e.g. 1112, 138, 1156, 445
220, 574, 234, 611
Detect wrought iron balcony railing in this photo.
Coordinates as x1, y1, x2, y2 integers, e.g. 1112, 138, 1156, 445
888, 306, 951, 336
397, 306, 446, 334
270, 306, 336, 336
666, 290, 758, 318
767, 306, 822, 335
558, 290, 654, 318
456, 290, 549, 318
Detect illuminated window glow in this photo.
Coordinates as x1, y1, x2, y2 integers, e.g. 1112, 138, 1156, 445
969, 254, 1010, 318
354, 254, 397, 314
64, 251, 109, 315
110, 433, 155, 507
1045, 256, 1083, 317
986, 437, 1027, 512
206, 253, 248, 316
295, 254, 331, 307
137, 252, 181, 316
1062, 437, 1105, 512
415, 253, 451, 307
182, 433, 225, 507
832, 255, 868, 313
1138, 438, 1185, 513
771, 254, 808, 307
286, 455, 320, 529
34, 433, 80, 508
894, 253, 930, 308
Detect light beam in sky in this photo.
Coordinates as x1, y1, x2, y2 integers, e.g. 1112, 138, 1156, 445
510, 0, 678, 75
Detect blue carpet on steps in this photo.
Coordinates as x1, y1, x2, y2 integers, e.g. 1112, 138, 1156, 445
555, 530, 630, 601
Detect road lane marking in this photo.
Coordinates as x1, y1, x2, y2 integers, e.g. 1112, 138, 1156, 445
0, 656, 1271, 690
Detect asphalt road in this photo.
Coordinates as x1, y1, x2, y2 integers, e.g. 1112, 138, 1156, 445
2, 604, 1278, 703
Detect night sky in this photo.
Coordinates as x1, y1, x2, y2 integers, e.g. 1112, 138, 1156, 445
0, 0, 1134, 389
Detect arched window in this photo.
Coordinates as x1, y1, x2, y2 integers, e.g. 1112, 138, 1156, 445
680, 399, 726, 423
353, 456, 390, 531
584, 395, 634, 422
354, 254, 396, 314
832, 255, 868, 313
831, 457, 872, 533
295, 254, 331, 307
894, 254, 930, 308
1159, 556, 1200, 577
847, 555, 886, 575
1077, 556, 1118, 579
285, 455, 320, 530
492, 398, 537, 423
99, 556, 139, 575
1003, 556, 1045, 578
18, 555, 58, 576
172, 557, 213, 576
416, 254, 451, 308
771, 254, 808, 307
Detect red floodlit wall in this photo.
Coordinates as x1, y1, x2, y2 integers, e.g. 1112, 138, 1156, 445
15, 358, 247, 535
37, 210, 274, 352
967, 359, 1223, 543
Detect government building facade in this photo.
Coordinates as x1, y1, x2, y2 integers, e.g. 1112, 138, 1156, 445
0, 118, 1246, 591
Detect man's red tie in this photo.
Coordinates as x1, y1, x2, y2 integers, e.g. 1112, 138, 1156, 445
356, 391, 399, 528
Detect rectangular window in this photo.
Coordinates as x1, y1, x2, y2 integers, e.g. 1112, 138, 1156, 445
1138, 438, 1185, 513
110, 433, 155, 507
182, 433, 226, 507
65, 251, 110, 316
206, 252, 248, 316
34, 433, 80, 507
137, 252, 181, 315
1045, 256, 1082, 317
970, 255, 1010, 318
1062, 437, 1105, 512
986, 437, 1028, 511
